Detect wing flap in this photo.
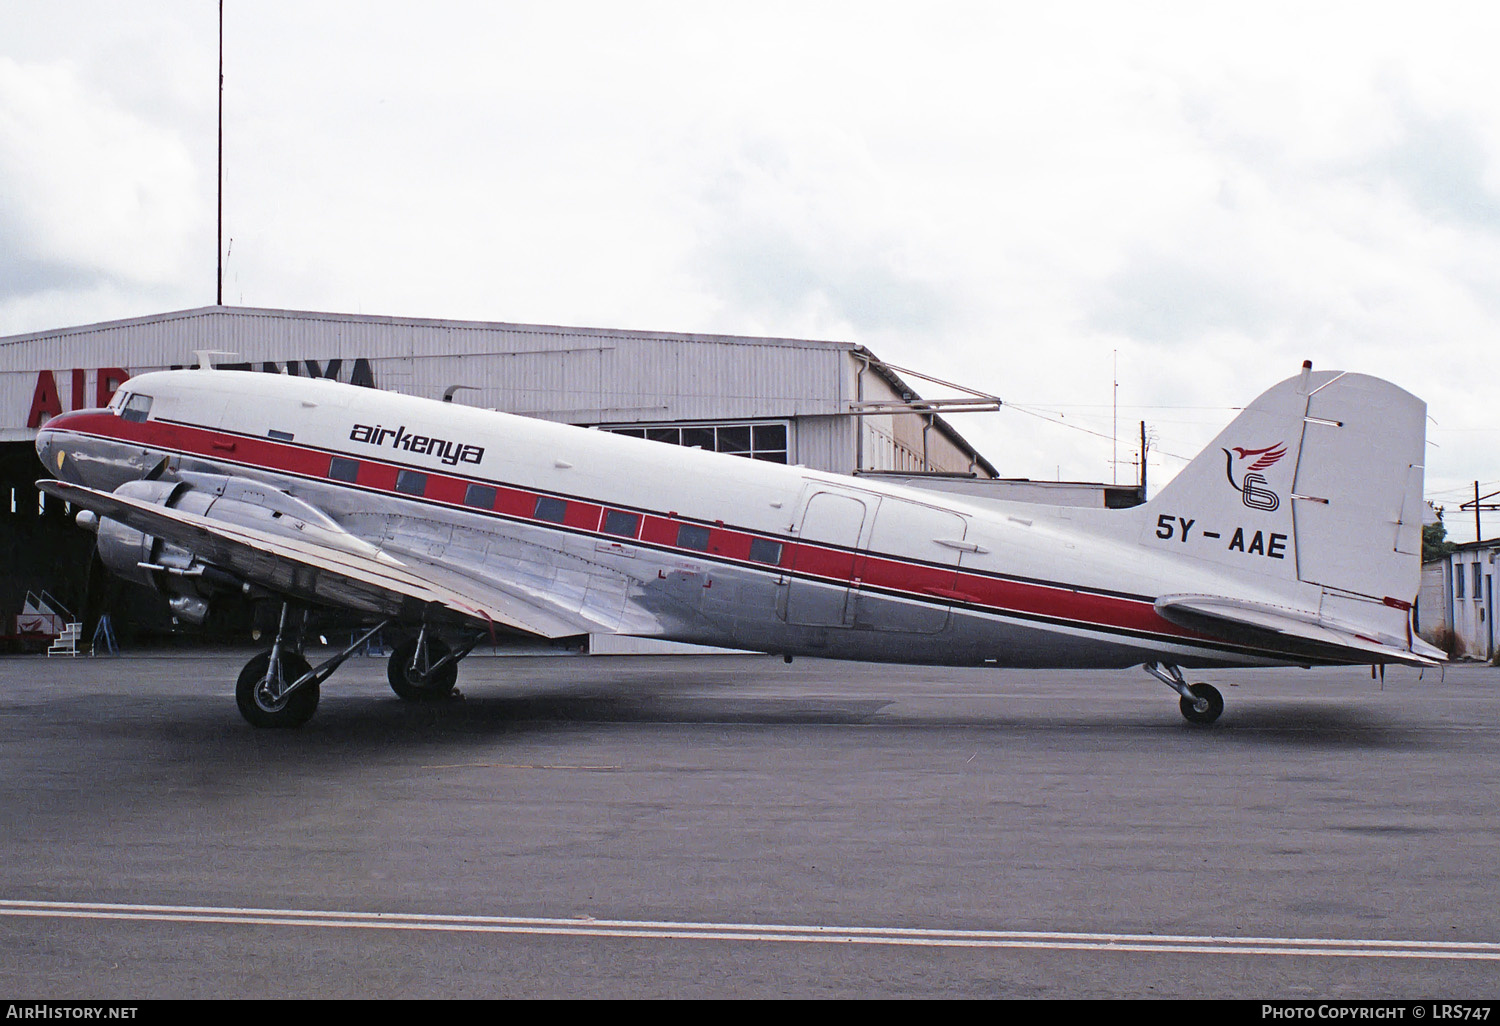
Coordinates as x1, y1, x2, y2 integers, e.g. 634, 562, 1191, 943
39, 479, 605, 638
1155, 593, 1441, 668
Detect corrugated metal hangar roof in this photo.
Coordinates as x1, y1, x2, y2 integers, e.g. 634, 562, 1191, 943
0, 305, 999, 479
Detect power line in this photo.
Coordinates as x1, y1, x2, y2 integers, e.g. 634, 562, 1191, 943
1004, 404, 1196, 463
1005, 403, 1246, 411
1428, 479, 1500, 499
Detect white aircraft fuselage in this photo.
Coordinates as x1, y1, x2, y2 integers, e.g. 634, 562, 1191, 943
33, 362, 1440, 726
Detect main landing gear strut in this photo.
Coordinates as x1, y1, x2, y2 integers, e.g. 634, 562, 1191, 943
1144, 662, 1224, 725
386, 622, 482, 702
234, 604, 479, 727
236, 605, 389, 728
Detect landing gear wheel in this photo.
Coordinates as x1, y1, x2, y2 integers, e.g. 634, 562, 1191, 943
236, 650, 318, 728
1179, 682, 1224, 725
388, 637, 458, 701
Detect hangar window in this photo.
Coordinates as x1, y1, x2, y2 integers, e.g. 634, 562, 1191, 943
599, 420, 789, 464
121, 393, 153, 423
717, 425, 751, 453
1475, 564, 1484, 601
748, 538, 783, 564
464, 483, 497, 509
328, 457, 360, 482
395, 469, 428, 496
603, 510, 641, 537
750, 424, 787, 460
677, 523, 711, 551
534, 496, 568, 523
1456, 569, 1465, 600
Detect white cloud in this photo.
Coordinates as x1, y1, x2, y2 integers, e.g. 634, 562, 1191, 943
1, 0, 1498, 535
0, 56, 203, 304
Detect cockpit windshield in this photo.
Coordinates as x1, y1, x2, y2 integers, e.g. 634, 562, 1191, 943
120, 393, 153, 423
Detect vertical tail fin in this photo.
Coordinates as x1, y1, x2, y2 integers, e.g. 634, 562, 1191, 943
1139, 363, 1431, 661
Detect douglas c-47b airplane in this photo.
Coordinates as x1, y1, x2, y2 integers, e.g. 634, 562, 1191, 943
34, 359, 1442, 728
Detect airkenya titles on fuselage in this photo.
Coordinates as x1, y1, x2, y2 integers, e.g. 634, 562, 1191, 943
348, 422, 485, 467
32, 362, 1441, 727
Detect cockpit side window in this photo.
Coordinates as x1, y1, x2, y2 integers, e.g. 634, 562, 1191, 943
121, 393, 153, 423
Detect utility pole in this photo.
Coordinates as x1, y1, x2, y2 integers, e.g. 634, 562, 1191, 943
1139, 420, 1147, 499
216, 0, 224, 306
1461, 481, 1500, 542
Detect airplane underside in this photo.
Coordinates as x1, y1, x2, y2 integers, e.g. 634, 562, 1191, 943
232, 594, 1248, 729
228, 548, 1329, 731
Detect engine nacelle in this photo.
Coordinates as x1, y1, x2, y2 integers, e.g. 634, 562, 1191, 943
92, 475, 343, 624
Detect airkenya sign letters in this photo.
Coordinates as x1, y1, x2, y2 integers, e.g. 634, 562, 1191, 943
23, 360, 376, 429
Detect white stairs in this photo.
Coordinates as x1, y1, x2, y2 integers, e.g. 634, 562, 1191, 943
47, 622, 83, 657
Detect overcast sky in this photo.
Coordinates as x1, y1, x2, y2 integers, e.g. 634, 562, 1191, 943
2, 1, 1497, 538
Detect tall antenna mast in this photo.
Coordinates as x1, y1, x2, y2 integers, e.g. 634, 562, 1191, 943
216, 0, 224, 306
1112, 349, 1118, 485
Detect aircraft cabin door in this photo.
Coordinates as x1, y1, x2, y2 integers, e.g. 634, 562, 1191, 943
851, 498, 968, 634
781, 490, 871, 627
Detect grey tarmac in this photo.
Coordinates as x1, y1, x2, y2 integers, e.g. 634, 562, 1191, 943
1, 650, 1497, 999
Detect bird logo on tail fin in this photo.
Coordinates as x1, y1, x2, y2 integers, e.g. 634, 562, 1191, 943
1223, 443, 1286, 511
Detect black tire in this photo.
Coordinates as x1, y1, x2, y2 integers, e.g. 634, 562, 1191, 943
1179, 682, 1224, 725
236, 650, 318, 728
388, 637, 458, 701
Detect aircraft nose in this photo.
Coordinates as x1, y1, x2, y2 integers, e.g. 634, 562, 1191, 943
34, 411, 90, 484
35, 425, 59, 477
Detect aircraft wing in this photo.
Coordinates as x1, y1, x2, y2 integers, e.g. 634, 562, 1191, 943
37, 479, 622, 639
1154, 594, 1443, 668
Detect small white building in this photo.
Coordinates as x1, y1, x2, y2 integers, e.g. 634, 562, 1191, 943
1420, 540, 1499, 660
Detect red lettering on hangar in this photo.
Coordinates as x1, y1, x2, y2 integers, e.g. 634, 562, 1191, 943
27, 368, 130, 428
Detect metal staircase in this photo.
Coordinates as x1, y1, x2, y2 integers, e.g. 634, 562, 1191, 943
47, 621, 83, 657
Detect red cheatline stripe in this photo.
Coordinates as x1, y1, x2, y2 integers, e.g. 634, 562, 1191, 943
47, 415, 1217, 649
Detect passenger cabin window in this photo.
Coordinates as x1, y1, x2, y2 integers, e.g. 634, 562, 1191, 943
534, 496, 567, 523
395, 470, 428, 496
748, 538, 783, 564
121, 394, 153, 423
677, 523, 711, 551
602, 510, 640, 537
328, 457, 360, 482
464, 483, 497, 509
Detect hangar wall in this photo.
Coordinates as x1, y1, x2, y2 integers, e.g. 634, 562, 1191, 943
1, 306, 992, 475
0, 305, 998, 644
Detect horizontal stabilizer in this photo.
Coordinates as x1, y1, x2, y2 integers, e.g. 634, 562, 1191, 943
1155, 593, 1441, 668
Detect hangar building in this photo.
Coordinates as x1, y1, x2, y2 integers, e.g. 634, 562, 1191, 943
8, 305, 1140, 644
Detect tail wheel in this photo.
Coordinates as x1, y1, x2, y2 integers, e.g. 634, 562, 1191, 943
236, 650, 318, 728
1179, 682, 1224, 725
388, 637, 458, 701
